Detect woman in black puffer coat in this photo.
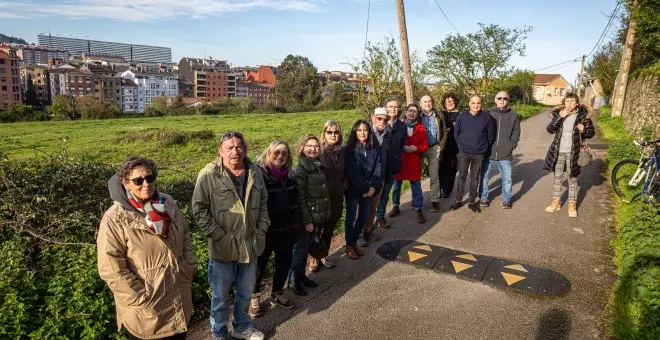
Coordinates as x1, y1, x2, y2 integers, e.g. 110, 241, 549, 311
542, 93, 595, 218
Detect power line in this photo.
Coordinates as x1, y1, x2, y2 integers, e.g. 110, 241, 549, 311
362, 0, 371, 64
586, 0, 622, 57
433, 0, 460, 34
533, 58, 580, 72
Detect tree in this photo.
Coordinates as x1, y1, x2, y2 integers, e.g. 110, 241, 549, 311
585, 41, 622, 98
325, 83, 355, 110
355, 36, 427, 115
24, 75, 38, 107
50, 94, 77, 120
489, 69, 535, 104
274, 55, 321, 110
426, 23, 533, 97
620, 0, 660, 72
78, 96, 120, 119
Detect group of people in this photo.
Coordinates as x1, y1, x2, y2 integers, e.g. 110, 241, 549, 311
96, 90, 595, 340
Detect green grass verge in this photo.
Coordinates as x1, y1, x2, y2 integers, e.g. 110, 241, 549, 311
596, 106, 660, 339
511, 103, 549, 120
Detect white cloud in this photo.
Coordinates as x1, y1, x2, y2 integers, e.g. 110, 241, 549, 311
0, 0, 326, 21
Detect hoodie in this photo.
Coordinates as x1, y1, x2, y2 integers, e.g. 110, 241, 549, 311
488, 107, 521, 160
108, 174, 139, 213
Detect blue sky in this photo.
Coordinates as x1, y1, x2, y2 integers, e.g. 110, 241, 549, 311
1, 0, 621, 84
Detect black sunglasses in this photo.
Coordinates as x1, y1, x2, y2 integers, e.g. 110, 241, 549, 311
325, 130, 340, 135
129, 174, 156, 186
222, 132, 244, 141
375, 116, 388, 122
273, 150, 289, 158
496, 97, 509, 101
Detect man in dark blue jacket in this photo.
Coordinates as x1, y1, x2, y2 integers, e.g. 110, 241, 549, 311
451, 95, 496, 212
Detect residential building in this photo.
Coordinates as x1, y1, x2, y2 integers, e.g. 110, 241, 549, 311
121, 79, 139, 113
236, 81, 273, 105
81, 64, 123, 107
37, 34, 172, 63
178, 57, 236, 101
245, 66, 277, 85
0, 46, 23, 109
121, 70, 178, 113
179, 78, 194, 98
533, 74, 571, 105
20, 65, 50, 106
581, 77, 608, 109
48, 65, 96, 99
19, 45, 70, 66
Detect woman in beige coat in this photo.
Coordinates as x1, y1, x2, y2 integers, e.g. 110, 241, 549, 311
97, 157, 197, 340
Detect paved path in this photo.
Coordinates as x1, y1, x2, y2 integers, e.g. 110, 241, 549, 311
190, 110, 616, 340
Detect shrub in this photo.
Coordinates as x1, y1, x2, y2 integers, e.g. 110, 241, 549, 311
115, 128, 215, 146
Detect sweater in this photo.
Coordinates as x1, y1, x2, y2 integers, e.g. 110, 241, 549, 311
454, 110, 496, 155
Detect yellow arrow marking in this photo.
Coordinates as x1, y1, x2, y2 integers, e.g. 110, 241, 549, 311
501, 272, 526, 286
455, 254, 478, 262
451, 260, 473, 273
413, 245, 432, 252
407, 251, 427, 262
504, 264, 528, 273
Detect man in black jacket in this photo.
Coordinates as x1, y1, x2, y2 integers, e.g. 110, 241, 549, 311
452, 95, 496, 213
479, 91, 521, 209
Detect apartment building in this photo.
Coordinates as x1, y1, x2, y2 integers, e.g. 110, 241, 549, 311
82, 64, 122, 108
21, 65, 50, 106
0, 46, 23, 109
49, 65, 95, 99
178, 57, 236, 101
19, 45, 70, 66
121, 70, 178, 113
236, 81, 273, 105
121, 79, 139, 113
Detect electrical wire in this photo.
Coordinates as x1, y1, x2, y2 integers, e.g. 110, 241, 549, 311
433, 0, 460, 34
362, 0, 371, 63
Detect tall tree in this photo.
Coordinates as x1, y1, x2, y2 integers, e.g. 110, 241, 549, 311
50, 94, 77, 120
273, 55, 321, 110
24, 75, 38, 107
620, 0, 660, 71
426, 23, 533, 96
585, 41, 622, 98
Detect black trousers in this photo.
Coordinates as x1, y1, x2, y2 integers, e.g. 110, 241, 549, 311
254, 246, 293, 295
129, 332, 186, 340
455, 151, 485, 203
439, 149, 459, 194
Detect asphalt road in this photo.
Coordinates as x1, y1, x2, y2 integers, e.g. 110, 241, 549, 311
189, 110, 616, 340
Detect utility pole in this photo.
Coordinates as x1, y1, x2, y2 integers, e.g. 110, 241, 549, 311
611, 15, 637, 117
395, 0, 414, 104
577, 55, 586, 98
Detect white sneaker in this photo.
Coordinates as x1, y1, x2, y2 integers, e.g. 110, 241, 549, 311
229, 326, 264, 340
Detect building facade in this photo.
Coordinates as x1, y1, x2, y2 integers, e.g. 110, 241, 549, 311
0, 46, 23, 109
236, 81, 273, 105
19, 45, 70, 66
37, 34, 172, 64
533, 74, 571, 106
121, 70, 178, 113
121, 79, 139, 113
178, 57, 236, 102
48, 65, 96, 99
21, 66, 50, 106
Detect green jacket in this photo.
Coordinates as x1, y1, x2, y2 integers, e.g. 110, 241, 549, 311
293, 156, 331, 226
191, 157, 270, 263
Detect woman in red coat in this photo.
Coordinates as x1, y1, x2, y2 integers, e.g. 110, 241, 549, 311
391, 103, 429, 224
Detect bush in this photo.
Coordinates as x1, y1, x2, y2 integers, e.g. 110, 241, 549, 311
115, 128, 215, 146
0, 105, 48, 123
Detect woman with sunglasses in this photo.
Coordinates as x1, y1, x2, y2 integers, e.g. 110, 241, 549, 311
290, 134, 330, 295
391, 103, 429, 224
344, 119, 382, 259
98, 157, 196, 340
249, 140, 300, 317
315, 120, 345, 270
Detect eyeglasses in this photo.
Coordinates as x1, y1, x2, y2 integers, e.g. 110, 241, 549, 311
129, 174, 156, 186
407, 109, 419, 113
496, 97, 509, 101
273, 150, 289, 158
305, 144, 321, 149
375, 117, 387, 122
222, 132, 244, 141
325, 130, 340, 136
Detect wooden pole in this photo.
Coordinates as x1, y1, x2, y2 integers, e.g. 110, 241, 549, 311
611, 16, 636, 117
577, 55, 586, 98
395, 0, 414, 104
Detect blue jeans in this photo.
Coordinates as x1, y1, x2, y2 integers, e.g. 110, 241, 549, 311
392, 180, 424, 210
208, 260, 256, 337
288, 230, 310, 285
376, 173, 395, 218
344, 196, 372, 246
480, 159, 513, 203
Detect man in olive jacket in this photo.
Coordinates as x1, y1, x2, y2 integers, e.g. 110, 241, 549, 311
192, 132, 269, 340
479, 91, 521, 209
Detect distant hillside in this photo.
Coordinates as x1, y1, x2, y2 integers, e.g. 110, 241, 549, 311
0, 34, 28, 45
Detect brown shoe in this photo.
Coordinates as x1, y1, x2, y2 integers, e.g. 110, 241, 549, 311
416, 210, 426, 224
568, 200, 578, 218
307, 256, 319, 272
354, 245, 365, 256
387, 206, 400, 218
376, 217, 390, 229
346, 246, 359, 260
545, 197, 562, 213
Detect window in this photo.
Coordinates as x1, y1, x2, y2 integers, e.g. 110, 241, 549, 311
1, 86, 6, 91
0, 59, 4, 64
560, 88, 566, 96
554, 88, 559, 96
0, 77, 5, 82
0, 68, 5, 73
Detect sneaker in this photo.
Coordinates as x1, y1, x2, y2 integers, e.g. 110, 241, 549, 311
416, 210, 426, 224
321, 257, 334, 269
229, 326, 264, 340
430, 201, 440, 212
502, 201, 512, 209
480, 199, 490, 207
376, 216, 390, 229
308, 257, 319, 272
292, 283, 307, 296
545, 197, 561, 213
387, 205, 400, 217
468, 202, 481, 213
270, 292, 294, 309
346, 246, 359, 260
450, 201, 463, 210
568, 200, 578, 218
248, 298, 262, 318
301, 275, 318, 287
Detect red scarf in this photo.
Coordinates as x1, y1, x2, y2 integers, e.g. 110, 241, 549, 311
127, 190, 171, 237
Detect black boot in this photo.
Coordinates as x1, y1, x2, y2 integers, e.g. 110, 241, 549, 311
301, 275, 318, 287
292, 282, 307, 296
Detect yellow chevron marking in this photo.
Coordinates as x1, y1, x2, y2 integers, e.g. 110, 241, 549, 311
455, 254, 478, 262
413, 245, 433, 252
407, 251, 427, 262
501, 272, 526, 286
451, 261, 473, 273
504, 264, 528, 273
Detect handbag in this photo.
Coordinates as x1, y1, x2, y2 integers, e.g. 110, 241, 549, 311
308, 229, 328, 260
577, 135, 593, 167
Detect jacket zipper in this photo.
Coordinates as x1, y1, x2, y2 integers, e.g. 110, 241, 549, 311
495, 112, 502, 159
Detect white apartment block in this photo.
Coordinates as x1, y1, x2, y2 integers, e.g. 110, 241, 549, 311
121, 70, 178, 113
